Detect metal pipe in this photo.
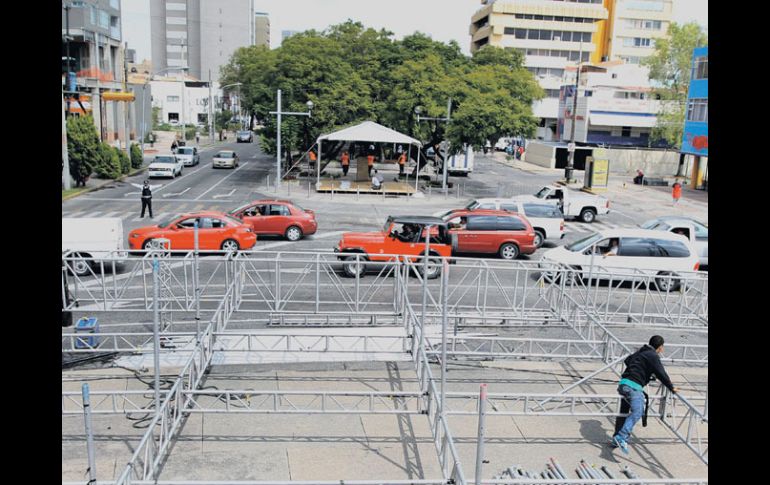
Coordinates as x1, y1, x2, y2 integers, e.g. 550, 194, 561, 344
82, 383, 97, 484
418, 225, 431, 371
152, 258, 161, 415
474, 383, 487, 485
440, 260, 449, 415
194, 220, 200, 340
551, 458, 568, 480
601, 465, 616, 479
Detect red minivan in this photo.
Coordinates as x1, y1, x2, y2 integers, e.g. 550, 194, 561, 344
229, 199, 318, 241
442, 209, 537, 260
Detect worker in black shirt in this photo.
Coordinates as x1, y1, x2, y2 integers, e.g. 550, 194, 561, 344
131, 180, 161, 218
612, 335, 679, 454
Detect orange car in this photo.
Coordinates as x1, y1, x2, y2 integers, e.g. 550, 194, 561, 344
229, 199, 317, 241
334, 216, 452, 278
128, 211, 257, 251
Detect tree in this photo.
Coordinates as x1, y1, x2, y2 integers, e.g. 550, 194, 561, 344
94, 143, 121, 179
644, 22, 707, 148
130, 143, 143, 169
220, 22, 542, 164
117, 147, 131, 174
66, 115, 101, 186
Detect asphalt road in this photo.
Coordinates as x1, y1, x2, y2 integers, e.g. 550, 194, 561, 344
62, 140, 673, 257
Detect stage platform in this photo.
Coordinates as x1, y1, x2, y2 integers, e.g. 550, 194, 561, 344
316, 179, 415, 195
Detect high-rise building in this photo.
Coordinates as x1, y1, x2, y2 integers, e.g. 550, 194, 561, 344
596, 0, 673, 65
150, 0, 256, 81
469, 0, 610, 141
255, 12, 270, 48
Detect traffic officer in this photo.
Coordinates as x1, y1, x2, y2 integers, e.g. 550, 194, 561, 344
341, 151, 350, 177
131, 180, 161, 218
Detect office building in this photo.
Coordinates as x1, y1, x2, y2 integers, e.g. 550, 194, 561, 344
681, 46, 707, 189
596, 0, 673, 65
150, 0, 256, 81
255, 12, 270, 48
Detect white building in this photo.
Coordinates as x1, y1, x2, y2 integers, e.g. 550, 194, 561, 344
150, 76, 222, 128
557, 62, 667, 147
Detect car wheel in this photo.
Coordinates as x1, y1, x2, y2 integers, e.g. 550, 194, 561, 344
417, 254, 442, 279
499, 243, 519, 260
221, 239, 240, 252
533, 231, 545, 248
285, 225, 303, 241
342, 255, 366, 278
70, 254, 91, 277
580, 208, 596, 223
655, 271, 681, 292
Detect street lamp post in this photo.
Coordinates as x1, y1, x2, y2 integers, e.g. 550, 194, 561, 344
415, 99, 452, 194
269, 89, 313, 190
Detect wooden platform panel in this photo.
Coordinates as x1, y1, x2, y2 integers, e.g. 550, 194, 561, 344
316, 180, 415, 195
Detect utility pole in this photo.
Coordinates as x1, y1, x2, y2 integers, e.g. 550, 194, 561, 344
564, 42, 583, 184
269, 89, 313, 190
208, 69, 214, 143
62, 85, 72, 190
123, 42, 131, 159
180, 42, 186, 142
64, 2, 72, 117
415, 99, 452, 193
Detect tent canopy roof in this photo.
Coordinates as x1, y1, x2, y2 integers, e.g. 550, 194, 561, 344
317, 121, 421, 147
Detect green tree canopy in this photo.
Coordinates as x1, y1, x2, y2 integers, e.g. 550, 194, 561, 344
220, 21, 543, 158
644, 22, 707, 148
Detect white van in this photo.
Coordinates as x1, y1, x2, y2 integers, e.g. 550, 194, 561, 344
538, 228, 700, 291
62, 218, 126, 276
447, 145, 474, 175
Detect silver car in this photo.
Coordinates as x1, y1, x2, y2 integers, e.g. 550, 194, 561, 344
175, 146, 200, 166
212, 150, 239, 169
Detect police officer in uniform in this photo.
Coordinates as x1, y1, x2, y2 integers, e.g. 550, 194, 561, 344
131, 180, 161, 218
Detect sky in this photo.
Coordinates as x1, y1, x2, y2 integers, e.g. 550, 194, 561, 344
123, 0, 708, 63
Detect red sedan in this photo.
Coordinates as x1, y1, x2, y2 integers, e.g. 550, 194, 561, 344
128, 211, 257, 251
229, 199, 317, 241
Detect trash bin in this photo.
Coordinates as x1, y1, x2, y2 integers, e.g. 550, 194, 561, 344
75, 317, 99, 349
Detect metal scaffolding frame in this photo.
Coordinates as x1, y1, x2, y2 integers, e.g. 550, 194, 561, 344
62, 251, 708, 484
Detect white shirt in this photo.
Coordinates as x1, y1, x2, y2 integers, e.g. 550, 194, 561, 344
131, 183, 161, 190
372, 176, 382, 188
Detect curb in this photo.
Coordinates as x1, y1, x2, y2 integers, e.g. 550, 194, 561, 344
62, 166, 148, 201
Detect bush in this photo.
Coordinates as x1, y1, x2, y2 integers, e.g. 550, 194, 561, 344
67, 115, 101, 185
117, 147, 131, 174
94, 143, 122, 179
185, 126, 197, 140
130, 143, 143, 169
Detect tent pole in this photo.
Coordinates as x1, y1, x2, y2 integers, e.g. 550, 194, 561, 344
317, 138, 322, 187
415, 144, 421, 194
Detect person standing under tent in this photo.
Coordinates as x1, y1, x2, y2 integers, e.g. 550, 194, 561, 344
341, 151, 350, 177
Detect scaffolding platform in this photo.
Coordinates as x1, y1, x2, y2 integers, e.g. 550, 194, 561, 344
316, 180, 415, 195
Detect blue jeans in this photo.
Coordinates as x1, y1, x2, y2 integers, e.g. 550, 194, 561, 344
616, 384, 645, 441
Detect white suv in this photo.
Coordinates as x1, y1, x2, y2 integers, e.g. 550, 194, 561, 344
539, 229, 700, 291
442, 198, 565, 248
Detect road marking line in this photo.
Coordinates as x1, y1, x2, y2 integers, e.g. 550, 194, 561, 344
162, 187, 191, 198
124, 191, 141, 197
80, 211, 103, 218
195, 162, 249, 200
151, 163, 209, 194
249, 231, 344, 251
102, 211, 122, 218
213, 188, 236, 199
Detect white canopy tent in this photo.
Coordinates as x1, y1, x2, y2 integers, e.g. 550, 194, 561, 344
314, 121, 423, 187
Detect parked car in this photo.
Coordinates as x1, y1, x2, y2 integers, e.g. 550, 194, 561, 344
229, 199, 317, 241
175, 146, 200, 166
444, 198, 565, 248
334, 216, 452, 279
237, 130, 253, 143
63, 218, 126, 276
438, 209, 537, 260
148, 155, 183, 178
517, 185, 610, 223
539, 229, 700, 291
495, 137, 513, 151
127, 211, 257, 252
212, 150, 239, 169
640, 216, 708, 267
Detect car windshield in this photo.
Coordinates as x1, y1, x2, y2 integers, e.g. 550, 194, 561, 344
158, 215, 178, 228
154, 156, 175, 163
177, 148, 193, 155
465, 200, 480, 210
437, 210, 456, 220
534, 188, 550, 199
238, 131, 250, 136
565, 232, 603, 252
229, 203, 250, 215
216, 152, 234, 158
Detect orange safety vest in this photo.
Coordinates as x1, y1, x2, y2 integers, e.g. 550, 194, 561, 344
341, 154, 349, 166
309, 151, 317, 161
367, 155, 374, 167
672, 183, 682, 199
398, 153, 406, 165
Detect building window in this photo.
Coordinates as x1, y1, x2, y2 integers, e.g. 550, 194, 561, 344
514, 28, 526, 39
167, 96, 180, 102
99, 10, 110, 28
198, 114, 208, 124
584, 90, 593, 97
624, 0, 665, 12
692, 56, 708, 79
687, 98, 708, 122
624, 19, 662, 30
623, 37, 652, 47
621, 127, 631, 137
